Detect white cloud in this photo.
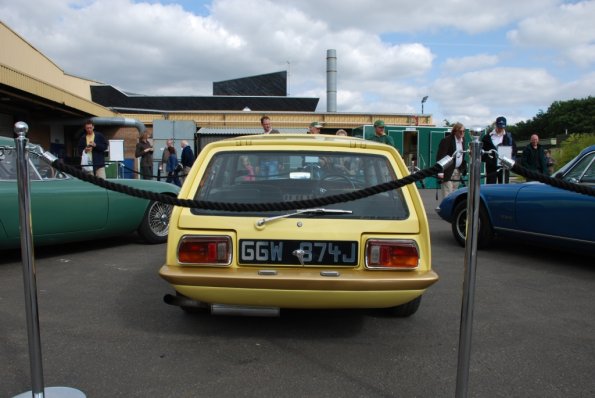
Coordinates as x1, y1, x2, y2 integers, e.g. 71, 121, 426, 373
557, 71, 595, 100
507, 0, 595, 67
270, 0, 560, 34
443, 54, 499, 73
0, 0, 592, 128
432, 67, 560, 127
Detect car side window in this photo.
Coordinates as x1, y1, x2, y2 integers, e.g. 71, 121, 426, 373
564, 152, 595, 184
0, 147, 17, 180
0, 160, 15, 180
0, 147, 41, 180
579, 153, 595, 183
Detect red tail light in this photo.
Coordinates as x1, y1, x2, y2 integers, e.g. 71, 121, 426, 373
178, 236, 232, 265
365, 239, 419, 269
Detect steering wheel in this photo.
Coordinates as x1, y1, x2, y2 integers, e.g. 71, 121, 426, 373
318, 174, 355, 194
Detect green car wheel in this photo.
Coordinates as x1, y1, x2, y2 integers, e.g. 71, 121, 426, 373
137, 200, 173, 244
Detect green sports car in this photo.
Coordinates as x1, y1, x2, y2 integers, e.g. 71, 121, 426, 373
0, 136, 179, 250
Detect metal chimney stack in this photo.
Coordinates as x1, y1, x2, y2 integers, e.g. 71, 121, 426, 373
326, 49, 337, 112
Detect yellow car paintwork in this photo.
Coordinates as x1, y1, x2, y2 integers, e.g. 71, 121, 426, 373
161, 134, 437, 312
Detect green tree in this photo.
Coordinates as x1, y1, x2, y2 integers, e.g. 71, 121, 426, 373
512, 96, 595, 139
551, 133, 595, 170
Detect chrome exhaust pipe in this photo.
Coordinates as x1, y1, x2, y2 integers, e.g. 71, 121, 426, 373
210, 304, 280, 317
163, 293, 208, 310
164, 294, 280, 317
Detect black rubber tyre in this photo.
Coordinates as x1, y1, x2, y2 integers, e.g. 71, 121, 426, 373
137, 200, 173, 244
451, 201, 493, 249
385, 296, 422, 317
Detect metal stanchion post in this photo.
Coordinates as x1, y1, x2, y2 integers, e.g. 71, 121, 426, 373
13, 122, 85, 398
455, 128, 483, 398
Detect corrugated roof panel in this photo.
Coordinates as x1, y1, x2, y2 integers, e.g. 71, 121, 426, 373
197, 127, 307, 135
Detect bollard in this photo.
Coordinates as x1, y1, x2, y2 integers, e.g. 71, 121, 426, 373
13, 122, 85, 398
455, 128, 483, 398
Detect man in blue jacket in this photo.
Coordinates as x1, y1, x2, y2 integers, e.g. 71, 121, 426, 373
180, 140, 195, 184
78, 119, 108, 178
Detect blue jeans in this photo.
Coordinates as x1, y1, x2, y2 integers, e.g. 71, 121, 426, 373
258, 160, 278, 177
166, 172, 181, 187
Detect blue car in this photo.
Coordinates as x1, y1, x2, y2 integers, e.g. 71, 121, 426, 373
436, 145, 595, 252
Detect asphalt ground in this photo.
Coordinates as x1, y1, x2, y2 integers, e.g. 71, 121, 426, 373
1, 188, 594, 397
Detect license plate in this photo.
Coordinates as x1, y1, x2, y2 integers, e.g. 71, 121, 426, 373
239, 239, 358, 266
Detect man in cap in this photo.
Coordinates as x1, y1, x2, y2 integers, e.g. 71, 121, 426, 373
308, 121, 322, 134
481, 116, 516, 184
369, 120, 395, 146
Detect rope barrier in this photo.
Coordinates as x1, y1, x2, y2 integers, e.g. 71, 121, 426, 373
511, 163, 595, 197
51, 154, 595, 213
52, 159, 443, 211
112, 162, 189, 179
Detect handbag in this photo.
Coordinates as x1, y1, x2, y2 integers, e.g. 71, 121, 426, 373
81, 151, 93, 173
175, 163, 183, 173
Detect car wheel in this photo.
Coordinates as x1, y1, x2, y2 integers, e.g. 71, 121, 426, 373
137, 200, 173, 244
451, 201, 492, 249
386, 296, 422, 317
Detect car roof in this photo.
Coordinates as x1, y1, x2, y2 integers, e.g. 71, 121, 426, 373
0, 136, 15, 147
209, 133, 394, 152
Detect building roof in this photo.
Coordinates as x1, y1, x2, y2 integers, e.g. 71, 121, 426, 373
91, 85, 319, 113
198, 127, 307, 135
214, 71, 287, 96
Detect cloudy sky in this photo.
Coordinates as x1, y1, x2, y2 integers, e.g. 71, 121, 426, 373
2, 0, 594, 128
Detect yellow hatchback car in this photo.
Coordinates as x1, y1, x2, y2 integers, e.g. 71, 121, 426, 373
160, 134, 438, 317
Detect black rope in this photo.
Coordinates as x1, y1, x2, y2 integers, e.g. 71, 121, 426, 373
52, 159, 442, 211
52, 158, 595, 213
117, 163, 188, 179
432, 168, 501, 183
437, 164, 595, 197
511, 163, 595, 197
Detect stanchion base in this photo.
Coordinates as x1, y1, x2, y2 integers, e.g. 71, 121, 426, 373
13, 386, 86, 398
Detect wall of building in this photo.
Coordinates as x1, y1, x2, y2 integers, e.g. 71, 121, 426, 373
1, 22, 99, 100
120, 111, 433, 130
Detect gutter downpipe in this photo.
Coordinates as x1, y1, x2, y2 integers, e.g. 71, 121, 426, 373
51, 117, 147, 136
90, 117, 146, 136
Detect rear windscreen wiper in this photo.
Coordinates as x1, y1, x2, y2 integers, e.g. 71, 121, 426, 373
256, 208, 352, 227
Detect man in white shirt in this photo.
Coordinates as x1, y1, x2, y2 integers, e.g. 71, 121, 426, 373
481, 116, 516, 184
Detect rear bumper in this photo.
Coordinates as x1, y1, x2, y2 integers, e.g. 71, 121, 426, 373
160, 265, 438, 290
159, 265, 438, 308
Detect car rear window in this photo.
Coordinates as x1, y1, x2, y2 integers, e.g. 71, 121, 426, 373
192, 150, 409, 220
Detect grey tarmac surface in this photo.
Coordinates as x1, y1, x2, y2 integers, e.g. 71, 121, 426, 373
1, 188, 594, 398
